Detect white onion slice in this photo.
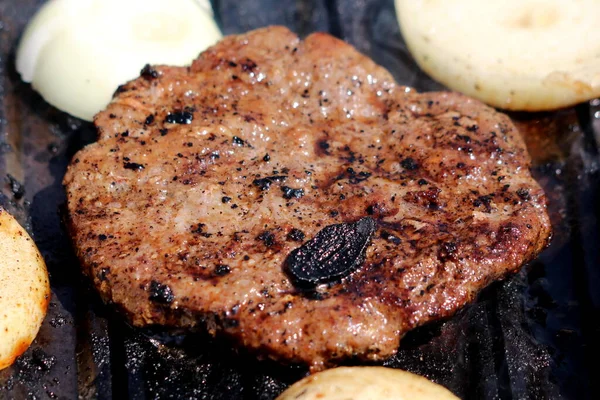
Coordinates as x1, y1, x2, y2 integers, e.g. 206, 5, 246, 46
16, 0, 222, 121
396, 0, 600, 111
276, 367, 459, 400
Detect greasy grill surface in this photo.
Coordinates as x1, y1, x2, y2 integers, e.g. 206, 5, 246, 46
0, 0, 599, 399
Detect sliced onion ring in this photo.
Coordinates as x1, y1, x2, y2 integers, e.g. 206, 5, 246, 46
396, 0, 600, 111
16, 0, 222, 121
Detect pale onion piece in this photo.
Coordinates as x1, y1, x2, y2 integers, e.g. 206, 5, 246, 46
276, 367, 459, 400
395, 0, 600, 111
0, 208, 50, 370
16, 0, 222, 121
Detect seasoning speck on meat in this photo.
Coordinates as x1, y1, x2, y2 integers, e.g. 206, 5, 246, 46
165, 110, 193, 124
64, 26, 551, 370
148, 281, 174, 304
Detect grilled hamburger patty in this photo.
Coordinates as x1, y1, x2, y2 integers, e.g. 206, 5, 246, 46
64, 26, 551, 369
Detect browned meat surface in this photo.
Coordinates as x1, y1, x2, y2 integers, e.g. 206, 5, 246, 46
63, 26, 551, 370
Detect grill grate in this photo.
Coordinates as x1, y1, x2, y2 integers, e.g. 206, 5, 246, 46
1, 1, 599, 399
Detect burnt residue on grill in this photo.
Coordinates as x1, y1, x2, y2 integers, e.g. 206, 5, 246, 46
5, 174, 25, 199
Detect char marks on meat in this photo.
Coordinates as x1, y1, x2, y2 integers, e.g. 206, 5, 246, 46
64, 26, 551, 370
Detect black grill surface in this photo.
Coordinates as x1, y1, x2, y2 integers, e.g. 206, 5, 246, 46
1, 1, 599, 399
